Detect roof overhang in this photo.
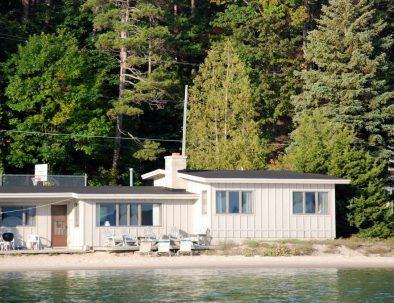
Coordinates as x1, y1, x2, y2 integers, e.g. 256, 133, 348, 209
178, 173, 351, 185
0, 192, 198, 200
141, 169, 165, 180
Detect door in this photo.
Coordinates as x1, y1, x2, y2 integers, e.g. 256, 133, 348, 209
51, 205, 67, 247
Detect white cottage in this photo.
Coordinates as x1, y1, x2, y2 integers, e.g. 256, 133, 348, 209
0, 154, 349, 249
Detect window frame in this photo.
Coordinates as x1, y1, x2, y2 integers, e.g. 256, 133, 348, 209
201, 190, 207, 215
96, 202, 161, 227
215, 190, 253, 215
0, 205, 36, 227
292, 191, 329, 215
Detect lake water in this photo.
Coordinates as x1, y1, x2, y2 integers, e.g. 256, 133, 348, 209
0, 268, 393, 302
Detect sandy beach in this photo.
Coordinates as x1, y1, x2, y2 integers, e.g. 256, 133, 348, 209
0, 253, 393, 271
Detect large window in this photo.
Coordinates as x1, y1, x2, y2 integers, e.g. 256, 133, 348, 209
0, 206, 36, 227
216, 191, 252, 214
293, 192, 329, 215
96, 203, 160, 227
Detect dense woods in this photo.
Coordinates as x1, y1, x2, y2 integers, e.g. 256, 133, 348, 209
0, 0, 393, 237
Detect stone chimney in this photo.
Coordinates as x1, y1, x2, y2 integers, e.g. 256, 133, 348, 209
165, 153, 187, 189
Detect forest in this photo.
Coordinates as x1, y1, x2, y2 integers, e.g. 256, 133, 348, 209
0, 0, 393, 237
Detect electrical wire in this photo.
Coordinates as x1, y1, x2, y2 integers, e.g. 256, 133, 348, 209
0, 197, 76, 215
0, 129, 182, 143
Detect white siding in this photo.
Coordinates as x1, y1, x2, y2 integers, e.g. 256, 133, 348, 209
203, 182, 336, 242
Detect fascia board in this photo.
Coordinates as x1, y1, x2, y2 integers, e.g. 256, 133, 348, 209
75, 193, 199, 200
141, 169, 165, 180
0, 193, 77, 199
178, 173, 350, 185
0, 192, 198, 200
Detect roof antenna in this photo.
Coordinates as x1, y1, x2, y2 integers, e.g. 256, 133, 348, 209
181, 85, 188, 156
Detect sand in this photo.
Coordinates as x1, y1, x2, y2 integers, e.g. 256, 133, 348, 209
0, 253, 393, 271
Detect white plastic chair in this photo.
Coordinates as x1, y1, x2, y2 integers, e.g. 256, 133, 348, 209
157, 239, 171, 256
177, 239, 193, 256
28, 234, 41, 250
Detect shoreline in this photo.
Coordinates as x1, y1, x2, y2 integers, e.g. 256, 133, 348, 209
0, 253, 393, 271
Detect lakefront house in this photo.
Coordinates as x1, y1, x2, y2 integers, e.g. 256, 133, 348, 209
0, 153, 349, 249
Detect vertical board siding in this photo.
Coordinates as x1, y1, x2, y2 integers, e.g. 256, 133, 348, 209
209, 182, 337, 242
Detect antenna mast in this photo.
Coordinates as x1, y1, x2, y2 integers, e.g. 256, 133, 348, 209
181, 85, 188, 156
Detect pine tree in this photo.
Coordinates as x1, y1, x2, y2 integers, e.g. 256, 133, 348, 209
212, 0, 307, 147
84, 0, 177, 177
293, 0, 394, 158
187, 40, 265, 170
284, 111, 393, 238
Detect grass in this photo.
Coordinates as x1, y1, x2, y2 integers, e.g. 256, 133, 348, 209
209, 237, 394, 257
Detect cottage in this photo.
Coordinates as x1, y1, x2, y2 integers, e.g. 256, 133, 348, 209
0, 154, 349, 249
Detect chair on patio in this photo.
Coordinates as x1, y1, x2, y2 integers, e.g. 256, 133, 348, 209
157, 239, 171, 256
123, 234, 136, 246
177, 239, 193, 256
189, 227, 211, 246
27, 234, 41, 250
104, 233, 123, 247
143, 227, 157, 241
138, 241, 153, 255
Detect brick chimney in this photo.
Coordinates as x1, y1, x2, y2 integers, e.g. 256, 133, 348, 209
164, 153, 187, 189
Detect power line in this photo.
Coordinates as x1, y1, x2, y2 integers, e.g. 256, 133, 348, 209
0, 129, 182, 143
0, 197, 75, 215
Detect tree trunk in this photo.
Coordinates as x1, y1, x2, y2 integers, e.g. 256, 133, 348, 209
112, 6, 129, 178
22, 0, 31, 19
191, 0, 195, 16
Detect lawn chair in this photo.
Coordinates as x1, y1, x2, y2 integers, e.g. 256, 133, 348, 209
139, 241, 153, 255
123, 234, 136, 247
27, 234, 41, 250
157, 239, 171, 256
143, 227, 157, 241
177, 239, 193, 256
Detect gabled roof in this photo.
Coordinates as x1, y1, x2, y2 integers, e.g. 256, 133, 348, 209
178, 170, 350, 184
0, 186, 197, 200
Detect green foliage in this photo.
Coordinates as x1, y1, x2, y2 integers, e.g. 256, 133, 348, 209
284, 111, 394, 238
213, 0, 306, 143
187, 40, 266, 170
133, 140, 165, 161
293, 0, 394, 158
2, 30, 114, 172
84, 0, 178, 116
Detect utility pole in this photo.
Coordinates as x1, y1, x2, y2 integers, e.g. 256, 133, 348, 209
182, 85, 188, 156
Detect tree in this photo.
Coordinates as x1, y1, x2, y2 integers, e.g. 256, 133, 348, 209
2, 30, 114, 173
84, 0, 178, 178
212, 0, 307, 148
187, 40, 265, 170
284, 111, 393, 238
293, 0, 394, 159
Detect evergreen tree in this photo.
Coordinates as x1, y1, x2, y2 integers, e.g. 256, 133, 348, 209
187, 40, 265, 170
284, 111, 393, 238
84, 0, 178, 178
212, 0, 307, 147
293, 0, 394, 158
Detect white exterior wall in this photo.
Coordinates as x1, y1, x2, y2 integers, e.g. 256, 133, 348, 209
80, 199, 195, 247
184, 181, 336, 242
0, 199, 80, 248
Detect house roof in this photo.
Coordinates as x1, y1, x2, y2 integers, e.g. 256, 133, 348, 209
178, 170, 350, 184
0, 186, 197, 200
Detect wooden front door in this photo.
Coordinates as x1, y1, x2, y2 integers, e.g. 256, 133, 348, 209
51, 205, 67, 247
